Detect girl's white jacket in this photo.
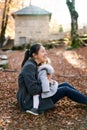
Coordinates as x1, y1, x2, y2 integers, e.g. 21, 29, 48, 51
38, 64, 58, 98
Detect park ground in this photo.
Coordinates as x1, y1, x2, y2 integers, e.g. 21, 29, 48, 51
0, 45, 87, 130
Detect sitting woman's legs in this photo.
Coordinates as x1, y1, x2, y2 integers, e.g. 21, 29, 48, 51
58, 82, 79, 91
51, 83, 87, 105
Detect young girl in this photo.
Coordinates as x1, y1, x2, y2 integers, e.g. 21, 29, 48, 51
26, 59, 58, 115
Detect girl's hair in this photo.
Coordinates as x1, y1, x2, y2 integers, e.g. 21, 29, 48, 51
46, 57, 51, 64
21, 43, 42, 67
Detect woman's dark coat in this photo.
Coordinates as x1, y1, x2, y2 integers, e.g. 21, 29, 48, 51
17, 58, 55, 112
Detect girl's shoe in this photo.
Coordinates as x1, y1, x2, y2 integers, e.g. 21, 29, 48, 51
26, 108, 39, 115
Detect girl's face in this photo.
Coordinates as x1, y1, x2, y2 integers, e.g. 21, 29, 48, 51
33, 45, 47, 64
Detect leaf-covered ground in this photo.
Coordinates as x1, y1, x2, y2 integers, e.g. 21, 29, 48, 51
0, 46, 87, 130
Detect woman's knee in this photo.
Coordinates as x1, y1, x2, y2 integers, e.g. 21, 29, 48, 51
58, 86, 69, 92
58, 82, 69, 87
63, 82, 70, 85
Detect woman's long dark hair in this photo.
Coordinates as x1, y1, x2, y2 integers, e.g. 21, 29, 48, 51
21, 43, 42, 67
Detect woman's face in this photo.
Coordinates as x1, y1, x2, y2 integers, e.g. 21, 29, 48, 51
33, 45, 47, 64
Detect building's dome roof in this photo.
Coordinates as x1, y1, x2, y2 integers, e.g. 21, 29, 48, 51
14, 5, 52, 16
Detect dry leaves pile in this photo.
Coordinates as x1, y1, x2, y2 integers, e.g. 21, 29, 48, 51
0, 46, 87, 130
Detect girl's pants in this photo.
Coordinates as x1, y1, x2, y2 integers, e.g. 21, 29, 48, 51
51, 82, 87, 104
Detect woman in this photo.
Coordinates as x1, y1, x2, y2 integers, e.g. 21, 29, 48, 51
27, 62, 58, 115
17, 43, 87, 115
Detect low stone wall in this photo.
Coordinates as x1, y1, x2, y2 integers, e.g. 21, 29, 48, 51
0, 55, 8, 69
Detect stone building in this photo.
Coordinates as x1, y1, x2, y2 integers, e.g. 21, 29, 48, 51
13, 5, 51, 46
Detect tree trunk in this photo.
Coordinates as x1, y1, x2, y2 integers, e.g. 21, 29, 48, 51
0, 0, 11, 48
66, 0, 80, 48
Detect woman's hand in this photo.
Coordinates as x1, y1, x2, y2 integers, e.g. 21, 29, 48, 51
47, 74, 53, 84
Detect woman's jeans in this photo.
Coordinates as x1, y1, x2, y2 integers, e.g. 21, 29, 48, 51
51, 82, 87, 105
